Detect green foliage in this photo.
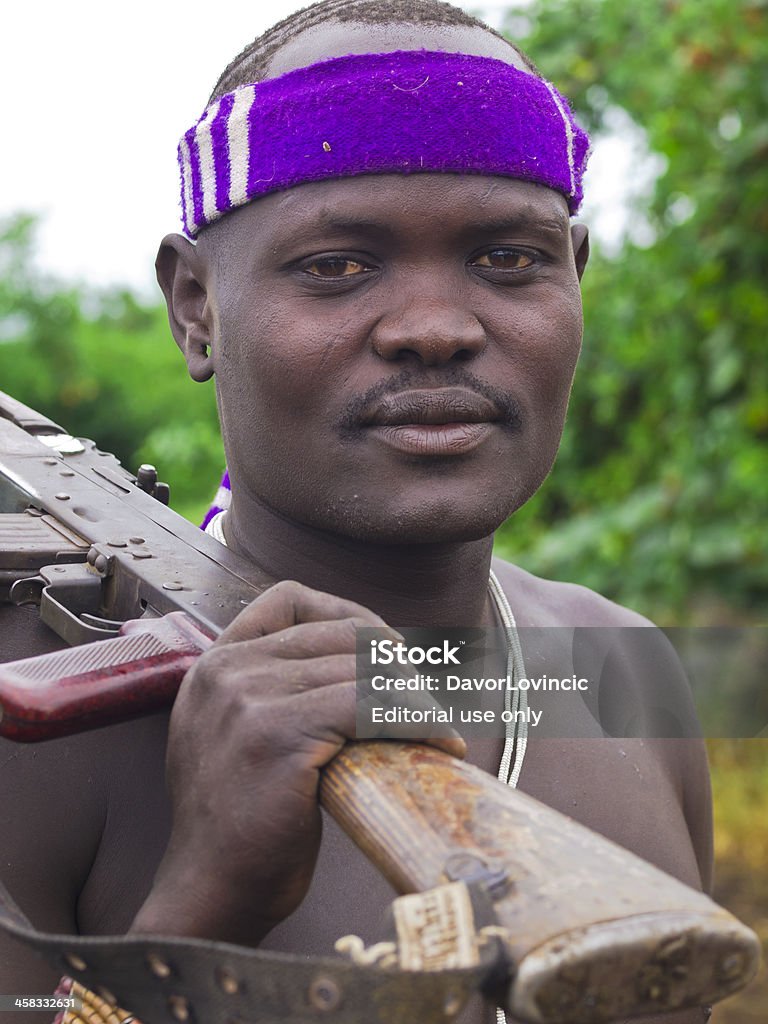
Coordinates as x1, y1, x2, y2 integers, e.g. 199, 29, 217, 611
494, 0, 768, 623
1, 0, 766, 617
0, 216, 223, 523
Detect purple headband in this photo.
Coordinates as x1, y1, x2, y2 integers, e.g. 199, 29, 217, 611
178, 50, 590, 238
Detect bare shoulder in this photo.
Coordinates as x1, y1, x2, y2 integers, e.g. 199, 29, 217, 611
492, 556, 714, 894
491, 555, 653, 628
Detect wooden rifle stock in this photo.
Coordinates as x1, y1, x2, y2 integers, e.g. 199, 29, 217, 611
323, 742, 760, 1022
0, 391, 761, 1021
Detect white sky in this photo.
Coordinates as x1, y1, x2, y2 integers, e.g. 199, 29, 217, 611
2, 1, 643, 297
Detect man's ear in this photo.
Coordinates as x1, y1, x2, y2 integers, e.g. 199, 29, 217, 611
156, 233, 214, 382
571, 223, 590, 281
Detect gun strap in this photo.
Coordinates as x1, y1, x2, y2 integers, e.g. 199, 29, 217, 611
0, 877, 508, 1024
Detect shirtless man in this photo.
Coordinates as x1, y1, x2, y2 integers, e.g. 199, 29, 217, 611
0, 2, 713, 1022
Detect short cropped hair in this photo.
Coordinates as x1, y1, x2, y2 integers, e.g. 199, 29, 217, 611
209, 0, 540, 101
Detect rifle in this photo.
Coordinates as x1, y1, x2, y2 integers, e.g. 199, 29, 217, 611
0, 390, 760, 1023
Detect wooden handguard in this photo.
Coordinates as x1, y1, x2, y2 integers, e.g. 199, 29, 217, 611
0, 613, 212, 740
321, 742, 761, 1023
0, 617, 761, 1022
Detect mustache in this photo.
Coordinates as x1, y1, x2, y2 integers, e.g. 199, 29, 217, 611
339, 368, 523, 432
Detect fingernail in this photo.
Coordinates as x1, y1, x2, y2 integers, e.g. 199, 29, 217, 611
446, 737, 467, 759
381, 626, 406, 642
439, 729, 466, 755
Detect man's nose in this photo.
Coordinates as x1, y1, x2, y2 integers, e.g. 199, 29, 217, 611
370, 290, 486, 365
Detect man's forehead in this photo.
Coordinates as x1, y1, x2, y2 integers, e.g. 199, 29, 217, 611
274, 173, 567, 219
264, 20, 530, 78
203, 174, 570, 255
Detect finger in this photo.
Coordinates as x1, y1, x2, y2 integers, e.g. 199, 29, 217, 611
425, 734, 466, 759
296, 680, 358, 748
178, 640, 361, 716
217, 580, 392, 646
355, 687, 466, 759
254, 617, 395, 661
242, 652, 358, 698
275, 683, 465, 761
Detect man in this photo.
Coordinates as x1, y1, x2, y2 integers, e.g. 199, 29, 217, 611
0, 1, 713, 1022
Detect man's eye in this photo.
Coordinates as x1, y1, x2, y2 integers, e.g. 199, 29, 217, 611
305, 258, 368, 278
472, 250, 534, 271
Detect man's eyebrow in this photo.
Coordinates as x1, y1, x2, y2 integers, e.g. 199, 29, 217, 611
464, 213, 570, 237
289, 214, 397, 239
271, 210, 570, 244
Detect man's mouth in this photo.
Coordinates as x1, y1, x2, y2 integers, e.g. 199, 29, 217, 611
362, 388, 501, 426
360, 388, 502, 456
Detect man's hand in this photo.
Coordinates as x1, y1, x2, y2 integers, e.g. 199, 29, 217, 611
130, 580, 464, 945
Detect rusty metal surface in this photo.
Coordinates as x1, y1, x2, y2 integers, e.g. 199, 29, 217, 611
321, 742, 761, 1022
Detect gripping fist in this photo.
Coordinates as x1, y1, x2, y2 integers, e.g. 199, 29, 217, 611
131, 580, 463, 945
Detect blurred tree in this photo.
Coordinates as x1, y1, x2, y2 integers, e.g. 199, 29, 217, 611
1, 0, 766, 613
495, 0, 768, 623
0, 215, 223, 522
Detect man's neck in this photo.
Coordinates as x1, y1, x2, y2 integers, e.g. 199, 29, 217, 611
222, 498, 496, 630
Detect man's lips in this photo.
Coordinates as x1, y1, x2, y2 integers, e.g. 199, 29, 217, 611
360, 388, 502, 427
360, 389, 502, 456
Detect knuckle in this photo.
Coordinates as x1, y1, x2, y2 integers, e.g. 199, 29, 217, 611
337, 616, 371, 648
269, 578, 309, 599
182, 649, 219, 694
194, 644, 238, 682
324, 616, 355, 645
348, 615, 375, 632
228, 687, 266, 725
186, 644, 271, 698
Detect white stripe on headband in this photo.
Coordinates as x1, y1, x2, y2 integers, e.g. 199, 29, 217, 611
542, 79, 576, 198
197, 100, 221, 227
179, 135, 194, 238
228, 86, 256, 210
